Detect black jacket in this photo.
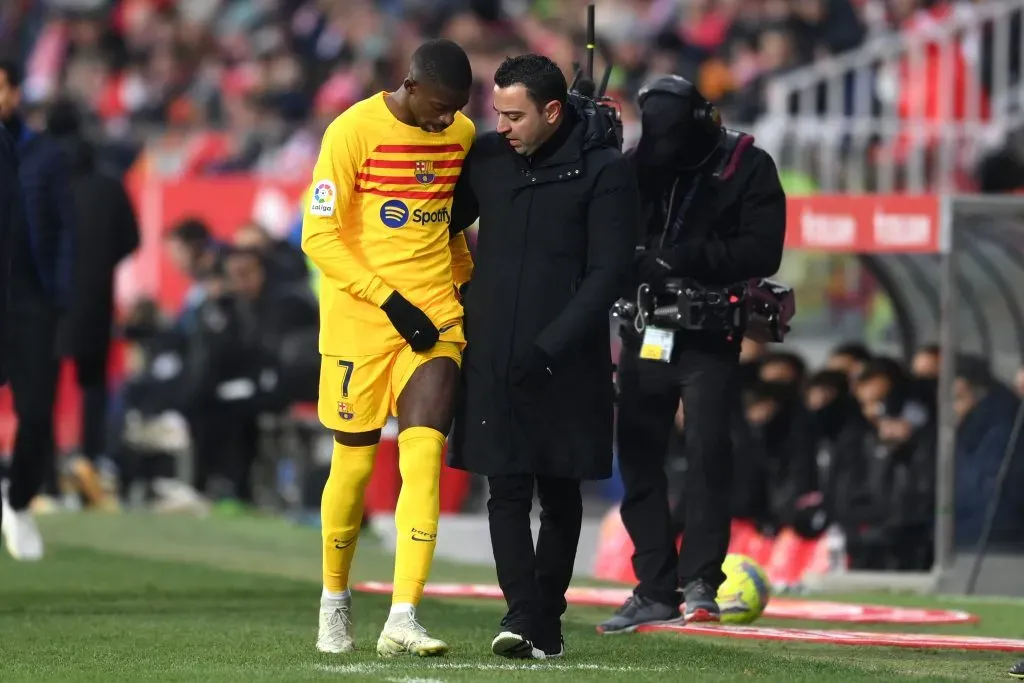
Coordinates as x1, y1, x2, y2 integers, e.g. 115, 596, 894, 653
447, 96, 638, 480
625, 130, 787, 350
0, 123, 14, 384
56, 137, 140, 359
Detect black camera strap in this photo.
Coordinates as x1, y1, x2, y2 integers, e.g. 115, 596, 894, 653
659, 173, 703, 249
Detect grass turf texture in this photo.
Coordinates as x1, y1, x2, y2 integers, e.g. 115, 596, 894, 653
0, 515, 1020, 682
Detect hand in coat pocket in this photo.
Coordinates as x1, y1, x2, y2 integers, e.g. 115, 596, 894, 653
510, 344, 554, 391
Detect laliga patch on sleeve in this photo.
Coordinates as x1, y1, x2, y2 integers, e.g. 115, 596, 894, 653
308, 180, 337, 216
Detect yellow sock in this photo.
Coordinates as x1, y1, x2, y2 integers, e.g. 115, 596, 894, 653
321, 441, 377, 594
392, 426, 444, 607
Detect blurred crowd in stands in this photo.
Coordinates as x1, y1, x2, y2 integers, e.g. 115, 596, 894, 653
671, 338, 1024, 571
7, 0, 1022, 188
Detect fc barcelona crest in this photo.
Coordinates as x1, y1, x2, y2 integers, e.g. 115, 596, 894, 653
338, 402, 355, 421
414, 160, 436, 185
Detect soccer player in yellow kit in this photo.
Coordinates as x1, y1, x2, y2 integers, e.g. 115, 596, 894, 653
302, 39, 475, 657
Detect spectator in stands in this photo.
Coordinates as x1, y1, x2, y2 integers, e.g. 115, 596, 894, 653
952, 356, 1024, 548
743, 379, 820, 537
837, 358, 936, 570
911, 343, 941, 379
825, 341, 872, 386
165, 218, 226, 331
0, 59, 76, 562
759, 351, 807, 387
222, 246, 318, 403
804, 369, 868, 528
46, 98, 139, 510
232, 221, 309, 287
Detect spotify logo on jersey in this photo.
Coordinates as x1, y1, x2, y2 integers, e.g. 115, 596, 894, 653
379, 200, 451, 229
380, 199, 410, 228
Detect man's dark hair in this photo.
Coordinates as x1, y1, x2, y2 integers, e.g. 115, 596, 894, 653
0, 60, 22, 89
494, 54, 567, 109
808, 369, 849, 396
916, 342, 941, 357
830, 342, 872, 363
857, 356, 905, 387
956, 354, 995, 393
168, 218, 211, 247
411, 39, 473, 92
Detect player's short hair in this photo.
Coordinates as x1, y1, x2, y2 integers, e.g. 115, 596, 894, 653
411, 39, 473, 93
915, 342, 941, 357
494, 53, 567, 109
761, 351, 807, 381
0, 60, 22, 88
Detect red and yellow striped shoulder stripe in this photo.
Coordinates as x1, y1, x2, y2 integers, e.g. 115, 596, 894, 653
356, 143, 466, 200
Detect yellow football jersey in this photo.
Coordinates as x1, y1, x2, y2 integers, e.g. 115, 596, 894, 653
302, 92, 475, 356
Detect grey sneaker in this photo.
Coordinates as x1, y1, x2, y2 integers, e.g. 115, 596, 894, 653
1010, 659, 1024, 679
682, 580, 721, 623
597, 593, 682, 634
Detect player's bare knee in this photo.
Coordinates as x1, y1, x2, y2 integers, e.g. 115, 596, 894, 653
397, 357, 459, 432
334, 429, 381, 447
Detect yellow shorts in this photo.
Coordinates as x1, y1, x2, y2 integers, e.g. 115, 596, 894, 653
318, 333, 464, 433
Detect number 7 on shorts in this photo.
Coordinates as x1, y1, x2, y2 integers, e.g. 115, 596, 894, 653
337, 360, 354, 398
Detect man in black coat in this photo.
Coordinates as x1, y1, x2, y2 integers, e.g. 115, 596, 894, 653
447, 54, 637, 659
0, 60, 76, 562
0, 121, 13, 387
599, 76, 786, 633
48, 100, 140, 506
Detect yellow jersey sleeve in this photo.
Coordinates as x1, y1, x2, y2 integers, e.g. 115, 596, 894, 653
449, 231, 473, 288
301, 118, 394, 307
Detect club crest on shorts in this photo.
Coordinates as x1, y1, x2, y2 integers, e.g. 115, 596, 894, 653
338, 402, 355, 421
414, 160, 436, 185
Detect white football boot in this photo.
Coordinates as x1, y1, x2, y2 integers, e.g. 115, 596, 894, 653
1, 482, 43, 561
376, 607, 449, 657
317, 592, 355, 653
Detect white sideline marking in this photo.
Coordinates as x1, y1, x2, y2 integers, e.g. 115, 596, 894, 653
312, 662, 669, 675
385, 678, 443, 683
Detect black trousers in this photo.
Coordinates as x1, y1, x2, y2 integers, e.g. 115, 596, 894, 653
7, 306, 61, 511
616, 341, 738, 605
487, 474, 582, 648
75, 351, 109, 461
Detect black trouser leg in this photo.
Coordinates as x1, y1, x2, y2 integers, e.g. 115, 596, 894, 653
75, 352, 109, 461
534, 475, 582, 646
615, 348, 683, 605
676, 348, 738, 591
487, 474, 538, 638
7, 308, 60, 511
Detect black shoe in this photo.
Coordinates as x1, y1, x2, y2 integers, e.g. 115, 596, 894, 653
491, 630, 544, 659
682, 579, 721, 623
597, 593, 682, 634
540, 635, 564, 658
1010, 659, 1024, 679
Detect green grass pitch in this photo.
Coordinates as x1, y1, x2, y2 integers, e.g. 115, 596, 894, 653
0, 513, 1021, 682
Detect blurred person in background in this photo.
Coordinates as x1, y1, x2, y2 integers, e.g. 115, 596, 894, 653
164, 217, 226, 331
46, 98, 139, 511
758, 350, 807, 387
743, 379, 822, 538
1015, 365, 1024, 398
0, 60, 76, 563
825, 341, 872, 386
911, 343, 940, 379
836, 358, 936, 570
233, 221, 309, 287
952, 356, 1024, 549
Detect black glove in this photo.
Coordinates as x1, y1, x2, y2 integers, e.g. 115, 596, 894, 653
511, 344, 554, 390
380, 291, 439, 352
635, 248, 679, 288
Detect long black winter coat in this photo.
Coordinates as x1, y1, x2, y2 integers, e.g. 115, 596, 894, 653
447, 97, 638, 480
0, 124, 14, 385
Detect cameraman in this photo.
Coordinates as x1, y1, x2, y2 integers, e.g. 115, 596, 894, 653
599, 76, 786, 633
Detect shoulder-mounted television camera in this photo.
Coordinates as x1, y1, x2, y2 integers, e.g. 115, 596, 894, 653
568, 4, 624, 150
612, 277, 796, 344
